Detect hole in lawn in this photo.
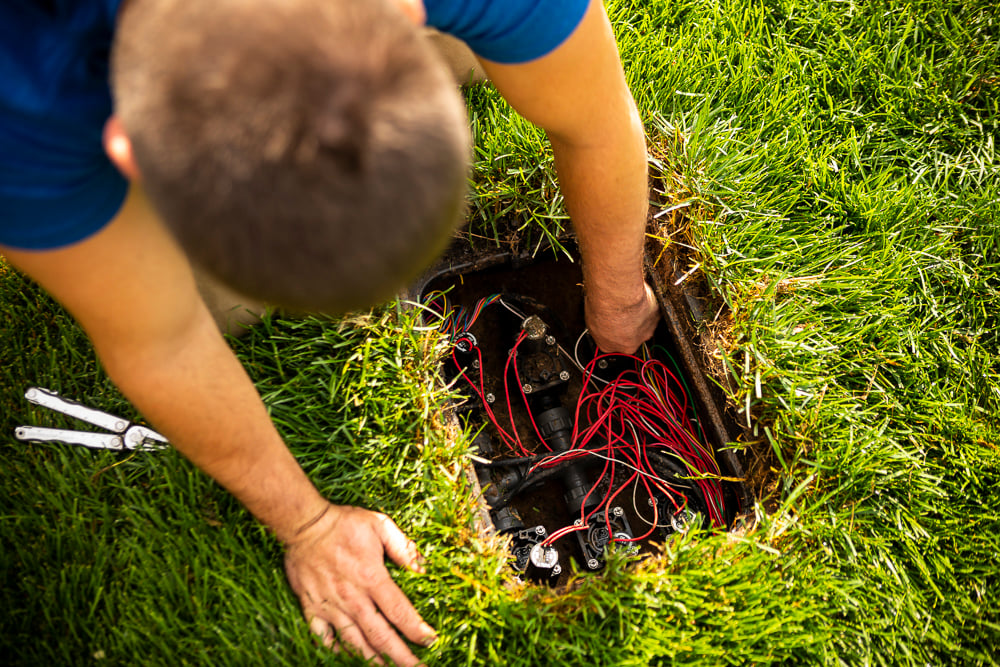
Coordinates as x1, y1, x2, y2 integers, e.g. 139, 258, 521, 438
412, 243, 754, 586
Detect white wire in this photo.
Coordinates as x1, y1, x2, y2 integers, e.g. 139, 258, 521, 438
578, 449, 683, 490
497, 298, 527, 320
528, 447, 587, 473
631, 478, 672, 528
569, 328, 613, 389
570, 329, 589, 373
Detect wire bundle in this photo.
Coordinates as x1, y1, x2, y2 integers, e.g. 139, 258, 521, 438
426, 291, 728, 551
423, 291, 503, 339
574, 352, 724, 529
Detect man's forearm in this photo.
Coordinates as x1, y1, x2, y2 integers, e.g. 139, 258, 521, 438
549, 98, 649, 309
478, 0, 659, 351
4, 186, 327, 546
97, 304, 327, 544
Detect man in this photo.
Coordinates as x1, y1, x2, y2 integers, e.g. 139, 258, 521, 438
0, 0, 658, 664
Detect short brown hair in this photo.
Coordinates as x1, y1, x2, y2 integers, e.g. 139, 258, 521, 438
112, 0, 470, 312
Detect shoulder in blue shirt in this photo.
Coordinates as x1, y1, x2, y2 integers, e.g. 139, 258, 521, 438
425, 0, 589, 64
0, 0, 127, 251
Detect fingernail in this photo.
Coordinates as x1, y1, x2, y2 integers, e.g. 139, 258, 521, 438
419, 624, 438, 646
412, 554, 426, 574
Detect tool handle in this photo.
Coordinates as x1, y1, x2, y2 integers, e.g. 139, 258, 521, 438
14, 426, 124, 450
24, 387, 129, 433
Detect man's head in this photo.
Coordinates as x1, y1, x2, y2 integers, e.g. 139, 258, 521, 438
109, 0, 469, 313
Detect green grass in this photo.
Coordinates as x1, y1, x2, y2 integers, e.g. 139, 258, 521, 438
3, 0, 1000, 664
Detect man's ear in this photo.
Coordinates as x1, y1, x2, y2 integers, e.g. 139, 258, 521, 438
392, 0, 425, 25
103, 115, 142, 181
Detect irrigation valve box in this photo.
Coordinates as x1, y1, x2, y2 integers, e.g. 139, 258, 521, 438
417, 250, 751, 585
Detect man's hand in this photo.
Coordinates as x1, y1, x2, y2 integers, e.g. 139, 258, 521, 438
284, 503, 436, 666
586, 281, 659, 354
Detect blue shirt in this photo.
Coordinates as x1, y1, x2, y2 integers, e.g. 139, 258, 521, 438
0, 0, 589, 251
426, 0, 588, 65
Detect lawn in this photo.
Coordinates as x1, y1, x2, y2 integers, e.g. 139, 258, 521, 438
2, 0, 999, 664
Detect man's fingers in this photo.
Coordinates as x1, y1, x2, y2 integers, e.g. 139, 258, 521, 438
585, 282, 660, 354
368, 571, 438, 647
314, 607, 395, 666
353, 604, 423, 667
308, 615, 336, 648
303, 578, 425, 666
370, 513, 438, 646
335, 619, 384, 665
376, 513, 426, 573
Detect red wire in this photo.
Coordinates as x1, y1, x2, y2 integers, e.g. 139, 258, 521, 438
510, 339, 553, 452
502, 331, 531, 456
450, 347, 519, 452
454, 321, 729, 537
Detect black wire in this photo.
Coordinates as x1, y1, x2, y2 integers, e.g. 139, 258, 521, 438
484, 447, 691, 513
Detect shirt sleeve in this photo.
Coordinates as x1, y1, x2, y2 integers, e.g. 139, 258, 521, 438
0, 0, 127, 251
0, 162, 127, 251
424, 0, 590, 65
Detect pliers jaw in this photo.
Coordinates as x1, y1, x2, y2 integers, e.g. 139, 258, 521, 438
123, 425, 169, 451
